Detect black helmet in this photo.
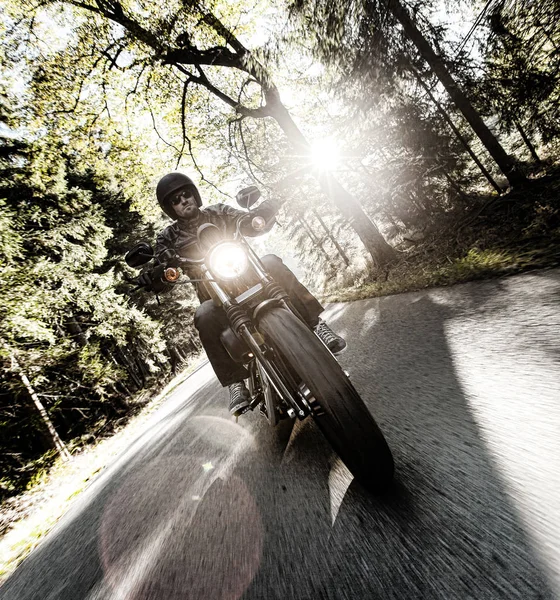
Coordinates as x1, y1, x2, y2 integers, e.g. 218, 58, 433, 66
156, 172, 202, 219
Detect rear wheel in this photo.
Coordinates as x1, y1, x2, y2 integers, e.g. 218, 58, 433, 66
257, 307, 394, 492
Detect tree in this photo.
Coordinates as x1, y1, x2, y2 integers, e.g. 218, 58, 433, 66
476, 0, 560, 156
386, 0, 524, 185
7, 0, 396, 266
288, 0, 526, 187
0, 96, 170, 495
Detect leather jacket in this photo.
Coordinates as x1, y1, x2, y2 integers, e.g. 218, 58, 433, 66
154, 200, 282, 302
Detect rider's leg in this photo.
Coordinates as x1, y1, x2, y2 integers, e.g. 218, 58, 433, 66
260, 254, 323, 326
194, 301, 251, 415
261, 254, 346, 354
194, 301, 249, 385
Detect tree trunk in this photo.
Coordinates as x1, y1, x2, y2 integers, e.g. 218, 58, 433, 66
107, 350, 135, 396
9, 351, 71, 460
115, 379, 133, 397
167, 344, 182, 376
312, 210, 351, 267
440, 167, 469, 201
297, 215, 332, 261
133, 352, 149, 385
390, 0, 525, 186
181, 342, 196, 357
321, 174, 397, 267
66, 314, 88, 347
410, 65, 503, 193
116, 346, 143, 389
384, 209, 402, 232
266, 91, 396, 267
514, 120, 541, 163
109, 384, 129, 412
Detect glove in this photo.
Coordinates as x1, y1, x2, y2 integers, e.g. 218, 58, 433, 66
138, 264, 166, 290
252, 197, 285, 224
264, 196, 286, 212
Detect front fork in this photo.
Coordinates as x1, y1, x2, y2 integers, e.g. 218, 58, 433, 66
200, 261, 311, 420
238, 323, 308, 420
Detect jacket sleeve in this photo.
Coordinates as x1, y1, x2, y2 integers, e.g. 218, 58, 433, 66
148, 226, 177, 294
214, 198, 285, 237
154, 225, 177, 263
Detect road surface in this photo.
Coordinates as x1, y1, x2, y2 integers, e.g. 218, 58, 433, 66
1, 268, 560, 599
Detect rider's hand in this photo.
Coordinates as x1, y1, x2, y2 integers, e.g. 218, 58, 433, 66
137, 271, 153, 288
138, 264, 166, 290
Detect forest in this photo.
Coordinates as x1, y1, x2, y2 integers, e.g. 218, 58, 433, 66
1, 0, 559, 504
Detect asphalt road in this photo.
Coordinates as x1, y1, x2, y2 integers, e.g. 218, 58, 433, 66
1, 269, 560, 600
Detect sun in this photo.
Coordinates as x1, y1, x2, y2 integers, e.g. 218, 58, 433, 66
310, 139, 340, 171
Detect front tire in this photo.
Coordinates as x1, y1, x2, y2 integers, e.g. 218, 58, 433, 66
257, 307, 394, 492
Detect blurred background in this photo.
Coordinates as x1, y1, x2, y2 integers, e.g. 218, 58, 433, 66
0, 0, 559, 522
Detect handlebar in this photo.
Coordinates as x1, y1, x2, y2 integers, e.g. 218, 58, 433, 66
175, 255, 205, 266
174, 213, 265, 266
124, 211, 269, 291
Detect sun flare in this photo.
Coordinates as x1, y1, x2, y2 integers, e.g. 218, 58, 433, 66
310, 139, 340, 170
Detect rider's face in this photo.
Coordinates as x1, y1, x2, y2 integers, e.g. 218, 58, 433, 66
171, 190, 199, 220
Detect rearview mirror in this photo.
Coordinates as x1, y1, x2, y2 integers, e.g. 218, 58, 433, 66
236, 186, 261, 209
125, 242, 154, 268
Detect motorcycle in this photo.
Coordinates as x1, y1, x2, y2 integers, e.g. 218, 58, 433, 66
124, 186, 394, 492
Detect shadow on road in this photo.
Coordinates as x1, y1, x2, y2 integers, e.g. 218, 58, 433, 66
1, 274, 558, 600
312, 289, 555, 600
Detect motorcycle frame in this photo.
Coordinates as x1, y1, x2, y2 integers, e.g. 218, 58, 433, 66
200, 238, 311, 425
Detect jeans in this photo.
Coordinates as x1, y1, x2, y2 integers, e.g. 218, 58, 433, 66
194, 254, 324, 386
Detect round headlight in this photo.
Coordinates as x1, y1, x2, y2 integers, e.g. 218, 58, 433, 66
208, 243, 249, 280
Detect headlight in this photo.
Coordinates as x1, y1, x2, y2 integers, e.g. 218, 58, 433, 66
208, 243, 249, 280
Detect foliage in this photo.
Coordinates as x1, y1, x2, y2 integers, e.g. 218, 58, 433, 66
0, 0, 560, 510
0, 97, 173, 497
479, 0, 560, 145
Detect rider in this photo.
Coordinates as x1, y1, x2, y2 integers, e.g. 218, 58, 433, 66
141, 172, 346, 416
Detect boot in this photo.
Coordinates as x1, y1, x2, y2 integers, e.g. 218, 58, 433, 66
314, 319, 347, 354
228, 381, 251, 416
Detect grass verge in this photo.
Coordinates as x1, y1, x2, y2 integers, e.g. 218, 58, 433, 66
326, 170, 560, 302
326, 243, 560, 302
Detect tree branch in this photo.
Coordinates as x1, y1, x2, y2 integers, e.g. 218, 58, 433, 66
176, 76, 192, 168
145, 72, 182, 154
197, 9, 272, 88
179, 65, 272, 118
168, 70, 231, 198
66, 0, 163, 51
238, 120, 267, 186
182, 126, 232, 199
161, 45, 243, 70
200, 11, 248, 55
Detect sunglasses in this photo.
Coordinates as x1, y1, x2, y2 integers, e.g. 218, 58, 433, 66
171, 191, 195, 206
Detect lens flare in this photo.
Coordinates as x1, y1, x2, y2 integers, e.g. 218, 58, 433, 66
310, 139, 340, 170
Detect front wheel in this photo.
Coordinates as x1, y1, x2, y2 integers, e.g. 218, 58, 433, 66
257, 307, 394, 492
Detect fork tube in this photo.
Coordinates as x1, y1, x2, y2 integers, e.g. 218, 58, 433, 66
238, 325, 306, 418
244, 245, 271, 281
200, 265, 231, 304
